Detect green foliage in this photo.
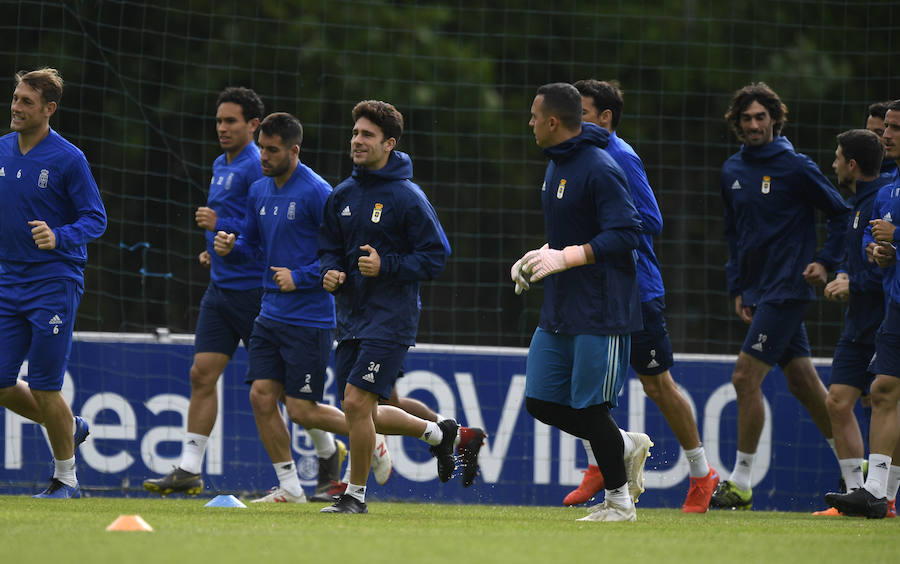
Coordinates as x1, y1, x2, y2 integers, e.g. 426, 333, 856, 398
0, 1, 895, 349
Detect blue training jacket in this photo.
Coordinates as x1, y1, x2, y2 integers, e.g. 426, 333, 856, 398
205, 143, 266, 290
864, 170, 900, 306
537, 122, 643, 336
606, 131, 665, 302
226, 162, 335, 329
721, 135, 850, 306
0, 129, 106, 286
837, 175, 893, 344
318, 150, 450, 346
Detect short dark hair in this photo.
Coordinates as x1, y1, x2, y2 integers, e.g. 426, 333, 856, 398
258, 112, 303, 148
888, 99, 900, 113
725, 82, 788, 141
216, 86, 264, 123
837, 129, 884, 177
15, 67, 63, 105
535, 83, 582, 130
868, 101, 892, 121
352, 100, 403, 143
573, 79, 624, 129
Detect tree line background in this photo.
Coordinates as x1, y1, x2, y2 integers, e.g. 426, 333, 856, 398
1, 0, 897, 355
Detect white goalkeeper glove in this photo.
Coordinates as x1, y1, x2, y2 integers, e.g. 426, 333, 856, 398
521, 243, 587, 282
510, 257, 531, 295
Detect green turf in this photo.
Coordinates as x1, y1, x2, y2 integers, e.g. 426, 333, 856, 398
2, 495, 895, 563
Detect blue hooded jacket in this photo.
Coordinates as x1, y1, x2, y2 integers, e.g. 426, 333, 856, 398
606, 131, 665, 302
864, 170, 900, 305
721, 136, 850, 306
837, 175, 893, 344
318, 151, 450, 345
536, 122, 643, 335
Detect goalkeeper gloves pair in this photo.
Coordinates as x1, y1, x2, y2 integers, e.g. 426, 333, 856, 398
510, 243, 587, 294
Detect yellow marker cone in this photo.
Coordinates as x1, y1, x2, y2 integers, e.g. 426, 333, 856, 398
106, 514, 154, 532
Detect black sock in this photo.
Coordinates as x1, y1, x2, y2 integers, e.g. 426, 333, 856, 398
525, 397, 627, 488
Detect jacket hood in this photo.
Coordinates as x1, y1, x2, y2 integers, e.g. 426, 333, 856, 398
739, 134, 794, 162
352, 150, 413, 182
542, 122, 609, 161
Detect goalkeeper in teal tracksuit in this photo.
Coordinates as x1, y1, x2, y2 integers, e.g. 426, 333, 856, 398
512, 83, 647, 523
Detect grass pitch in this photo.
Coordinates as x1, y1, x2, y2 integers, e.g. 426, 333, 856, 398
1, 495, 895, 564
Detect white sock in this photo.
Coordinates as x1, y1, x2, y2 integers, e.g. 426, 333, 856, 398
620, 429, 635, 456
421, 421, 442, 446
729, 451, 754, 491
887, 465, 900, 501
826, 438, 839, 461
346, 482, 366, 503
274, 460, 303, 497
341, 453, 351, 483
307, 428, 336, 459
605, 485, 633, 508
582, 439, 598, 467
838, 458, 865, 491
684, 445, 710, 478
865, 454, 892, 499
54, 456, 77, 487
179, 432, 208, 474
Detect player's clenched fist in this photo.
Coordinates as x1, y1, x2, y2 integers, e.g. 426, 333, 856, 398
195, 206, 218, 231
213, 231, 235, 256
323, 269, 346, 292
28, 220, 56, 250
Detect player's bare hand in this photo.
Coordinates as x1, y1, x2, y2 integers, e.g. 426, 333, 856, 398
870, 219, 896, 243
323, 269, 346, 293
195, 207, 218, 231
270, 266, 296, 292
358, 244, 381, 277
866, 242, 879, 263
198, 250, 211, 268
872, 242, 897, 268
28, 220, 56, 250
802, 261, 827, 286
823, 274, 849, 302
213, 231, 235, 256
734, 295, 753, 324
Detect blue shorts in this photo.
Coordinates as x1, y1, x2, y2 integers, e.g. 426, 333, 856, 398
741, 300, 811, 367
246, 316, 333, 400
869, 299, 900, 379
0, 279, 83, 391
525, 327, 630, 409
630, 296, 674, 376
334, 339, 408, 402
829, 336, 875, 392
194, 283, 262, 356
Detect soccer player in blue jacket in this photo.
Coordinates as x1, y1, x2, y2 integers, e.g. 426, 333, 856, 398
867, 101, 898, 176
813, 129, 893, 516
213, 112, 355, 503
0, 68, 106, 498
318, 100, 456, 514
144, 87, 270, 496
571, 79, 720, 513
512, 83, 648, 522
711, 82, 851, 510
827, 100, 900, 518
